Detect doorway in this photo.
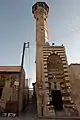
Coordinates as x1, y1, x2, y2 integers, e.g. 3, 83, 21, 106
51, 90, 63, 111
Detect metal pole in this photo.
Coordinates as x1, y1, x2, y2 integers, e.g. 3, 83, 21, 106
18, 42, 26, 114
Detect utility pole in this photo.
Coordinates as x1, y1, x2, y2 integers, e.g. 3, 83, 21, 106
18, 42, 29, 114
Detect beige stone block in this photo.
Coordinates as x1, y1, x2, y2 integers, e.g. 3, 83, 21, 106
61, 58, 66, 61
44, 62, 47, 65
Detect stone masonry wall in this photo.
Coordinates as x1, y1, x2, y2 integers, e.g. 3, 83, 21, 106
69, 64, 80, 115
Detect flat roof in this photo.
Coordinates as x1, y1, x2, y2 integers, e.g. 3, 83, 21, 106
69, 63, 80, 67
0, 66, 22, 72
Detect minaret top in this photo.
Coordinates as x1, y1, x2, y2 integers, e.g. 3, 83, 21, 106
32, 2, 49, 18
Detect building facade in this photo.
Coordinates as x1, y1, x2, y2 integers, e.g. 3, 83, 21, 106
69, 64, 80, 116
0, 66, 26, 116
32, 2, 78, 117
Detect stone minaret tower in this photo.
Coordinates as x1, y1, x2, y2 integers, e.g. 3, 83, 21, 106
32, 2, 49, 116
32, 1, 79, 117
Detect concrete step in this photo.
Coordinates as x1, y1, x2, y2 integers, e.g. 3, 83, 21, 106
39, 116, 80, 120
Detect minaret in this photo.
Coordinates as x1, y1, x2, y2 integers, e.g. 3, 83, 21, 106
32, 2, 49, 116
32, 2, 49, 44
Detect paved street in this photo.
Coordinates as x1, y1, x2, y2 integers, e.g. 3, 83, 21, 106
0, 97, 80, 120
1, 115, 80, 120
1, 116, 80, 120
0, 96, 37, 120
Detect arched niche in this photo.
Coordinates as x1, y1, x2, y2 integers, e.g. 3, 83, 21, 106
47, 53, 64, 90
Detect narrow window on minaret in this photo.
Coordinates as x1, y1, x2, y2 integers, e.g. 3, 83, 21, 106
37, 18, 39, 21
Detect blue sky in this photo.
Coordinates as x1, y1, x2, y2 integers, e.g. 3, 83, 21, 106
0, 0, 80, 87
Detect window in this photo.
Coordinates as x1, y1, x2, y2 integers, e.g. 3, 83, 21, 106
37, 18, 39, 21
